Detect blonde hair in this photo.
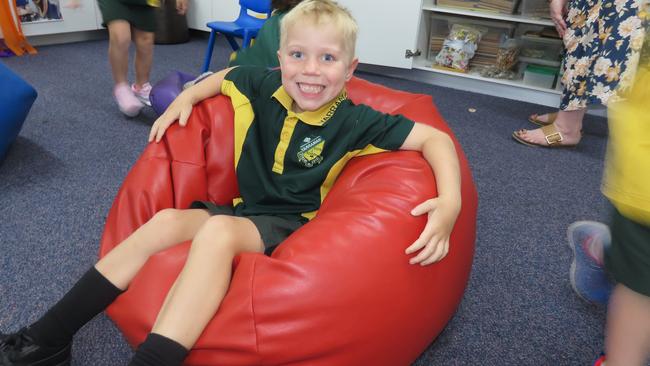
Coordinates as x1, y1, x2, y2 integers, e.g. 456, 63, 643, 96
279, 0, 358, 61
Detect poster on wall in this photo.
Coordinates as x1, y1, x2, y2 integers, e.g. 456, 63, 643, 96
16, 0, 62, 23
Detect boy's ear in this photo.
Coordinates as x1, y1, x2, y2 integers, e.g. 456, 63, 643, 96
346, 57, 359, 81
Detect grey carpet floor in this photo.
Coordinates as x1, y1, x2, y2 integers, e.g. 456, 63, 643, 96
1, 33, 610, 365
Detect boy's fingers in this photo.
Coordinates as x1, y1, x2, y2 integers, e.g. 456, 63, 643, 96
179, 108, 190, 126
422, 240, 448, 265
405, 239, 425, 255
149, 120, 161, 142
155, 125, 167, 143
148, 126, 156, 142
405, 221, 436, 254
409, 243, 435, 264
411, 199, 436, 216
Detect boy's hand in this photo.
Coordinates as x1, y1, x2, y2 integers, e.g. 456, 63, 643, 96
148, 93, 193, 143
405, 196, 460, 266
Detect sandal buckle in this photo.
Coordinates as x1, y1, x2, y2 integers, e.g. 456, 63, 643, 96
545, 132, 563, 145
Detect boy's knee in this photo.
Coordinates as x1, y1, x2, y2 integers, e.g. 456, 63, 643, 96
194, 216, 240, 253
134, 32, 154, 48
109, 33, 131, 50
146, 209, 186, 236
151, 207, 181, 221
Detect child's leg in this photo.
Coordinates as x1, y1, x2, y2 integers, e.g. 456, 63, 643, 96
1, 209, 210, 355
132, 27, 154, 88
108, 20, 144, 116
153, 215, 264, 348
95, 208, 211, 289
605, 284, 650, 366
129, 215, 264, 365
107, 20, 132, 85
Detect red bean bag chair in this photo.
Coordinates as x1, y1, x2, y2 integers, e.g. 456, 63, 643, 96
99, 76, 477, 366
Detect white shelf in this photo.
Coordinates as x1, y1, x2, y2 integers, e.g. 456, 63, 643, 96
412, 58, 561, 94
422, 3, 554, 26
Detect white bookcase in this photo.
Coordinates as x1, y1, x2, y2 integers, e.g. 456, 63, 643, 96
338, 0, 564, 107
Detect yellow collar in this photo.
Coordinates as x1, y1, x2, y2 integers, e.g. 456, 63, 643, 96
272, 86, 347, 126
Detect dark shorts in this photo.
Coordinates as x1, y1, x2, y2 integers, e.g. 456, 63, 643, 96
605, 208, 650, 297
190, 201, 306, 255
97, 0, 156, 32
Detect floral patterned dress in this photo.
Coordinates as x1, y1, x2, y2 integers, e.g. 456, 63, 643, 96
559, 0, 647, 110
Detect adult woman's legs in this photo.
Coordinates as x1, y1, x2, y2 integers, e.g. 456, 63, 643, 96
513, 108, 585, 147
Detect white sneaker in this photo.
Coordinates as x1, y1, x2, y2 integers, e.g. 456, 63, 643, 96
114, 83, 143, 117
131, 82, 152, 106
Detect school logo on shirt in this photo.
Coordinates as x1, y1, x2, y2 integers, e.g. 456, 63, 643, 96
297, 135, 325, 168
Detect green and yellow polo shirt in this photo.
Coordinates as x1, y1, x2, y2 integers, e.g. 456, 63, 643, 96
221, 66, 415, 221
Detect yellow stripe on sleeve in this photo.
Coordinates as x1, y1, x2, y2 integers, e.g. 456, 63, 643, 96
221, 80, 255, 168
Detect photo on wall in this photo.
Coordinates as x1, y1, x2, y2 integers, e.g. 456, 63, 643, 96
16, 0, 62, 23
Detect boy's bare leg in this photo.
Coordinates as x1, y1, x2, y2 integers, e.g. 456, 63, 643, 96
151, 215, 265, 349
132, 27, 154, 87
107, 20, 132, 85
605, 284, 650, 366
96, 208, 211, 290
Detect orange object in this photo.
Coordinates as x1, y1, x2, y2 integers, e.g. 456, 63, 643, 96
0, 0, 36, 55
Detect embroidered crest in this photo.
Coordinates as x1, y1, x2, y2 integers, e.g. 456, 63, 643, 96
297, 136, 325, 168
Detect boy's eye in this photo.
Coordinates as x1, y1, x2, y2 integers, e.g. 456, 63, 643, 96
322, 54, 335, 62
290, 51, 303, 59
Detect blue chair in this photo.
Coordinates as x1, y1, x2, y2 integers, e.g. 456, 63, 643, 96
201, 0, 272, 73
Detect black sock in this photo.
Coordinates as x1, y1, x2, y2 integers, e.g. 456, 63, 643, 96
26, 266, 124, 346
129, 333, 188, 366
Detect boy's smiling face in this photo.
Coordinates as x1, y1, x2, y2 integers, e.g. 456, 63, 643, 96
278, 20, 358, 113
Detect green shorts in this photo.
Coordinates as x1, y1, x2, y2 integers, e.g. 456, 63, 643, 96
190, 201, 306, 255
97, 0, 156, 32
605, 208, 650, 297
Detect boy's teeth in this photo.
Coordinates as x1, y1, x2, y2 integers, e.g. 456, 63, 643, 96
299, 83, 323, 94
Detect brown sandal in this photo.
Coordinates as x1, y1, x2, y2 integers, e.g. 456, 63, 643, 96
512, 123, 578, 148
528, 112, 557, 127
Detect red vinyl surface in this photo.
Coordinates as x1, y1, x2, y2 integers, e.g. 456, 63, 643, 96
99, 76, 477, 366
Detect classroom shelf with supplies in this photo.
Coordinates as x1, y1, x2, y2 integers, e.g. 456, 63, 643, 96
339, 0, 567, 106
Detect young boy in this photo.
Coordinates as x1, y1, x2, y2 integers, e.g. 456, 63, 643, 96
0, 1, 461, 365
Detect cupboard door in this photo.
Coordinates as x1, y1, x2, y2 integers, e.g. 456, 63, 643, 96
187, 0, 239, 31
337, 0, 421, 69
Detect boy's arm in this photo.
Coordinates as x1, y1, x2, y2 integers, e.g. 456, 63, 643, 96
148, 67, 235, 143
400, 122, 462, 266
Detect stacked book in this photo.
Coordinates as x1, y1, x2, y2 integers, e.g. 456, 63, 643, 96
470, 28, 503, 68
437, 0, 518, 15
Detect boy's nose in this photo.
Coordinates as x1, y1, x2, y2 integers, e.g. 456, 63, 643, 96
303, 58, 320, 75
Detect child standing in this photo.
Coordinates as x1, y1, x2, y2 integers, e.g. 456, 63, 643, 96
0, 1, 461, 365
568, 64, 650, 365
98, 0, 188, 117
